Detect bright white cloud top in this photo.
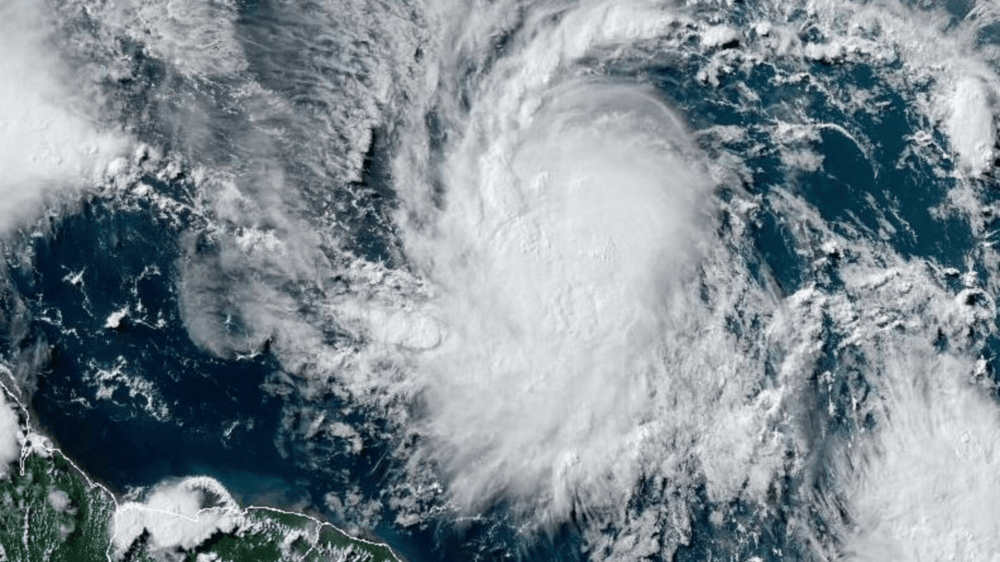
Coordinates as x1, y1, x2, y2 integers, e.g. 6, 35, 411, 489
947, 76, 997, 177
112, 477, 242, 559
0, 0, 129, 233
0, 392, 23, 479
405, 80, 711, 518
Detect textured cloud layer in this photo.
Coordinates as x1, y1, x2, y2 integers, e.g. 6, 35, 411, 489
0, 0, 127, 232
842, 354, 1000, 561
385, 0, 786, 526
0, 392, 23, 479
383, 0, 1000, 546
410, 82, 710, 517
113, 477, 242, 559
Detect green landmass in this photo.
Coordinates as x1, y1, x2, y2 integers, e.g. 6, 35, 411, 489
183, 508, 398, 562
0, 444, 398, 562
0, 448, 115, 562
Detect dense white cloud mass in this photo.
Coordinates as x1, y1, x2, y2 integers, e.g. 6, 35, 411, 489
0, 0, 128, 232
947, 76, 997, 177
386, 0, 793, 527
0, 392, 23, 479
409, 82, 710, 516
113, 477, 242, 559
837, 354, 1000, 562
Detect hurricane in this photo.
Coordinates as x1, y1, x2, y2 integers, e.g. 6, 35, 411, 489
3, 0, 1000, 560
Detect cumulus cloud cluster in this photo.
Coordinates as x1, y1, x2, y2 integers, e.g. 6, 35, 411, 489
0, 391, 23, 479
841, 354, 1000, 561
113, 477, 242, 560
946, 76, 997, 177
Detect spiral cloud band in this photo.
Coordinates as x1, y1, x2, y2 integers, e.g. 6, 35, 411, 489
406, 79, 710, 518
